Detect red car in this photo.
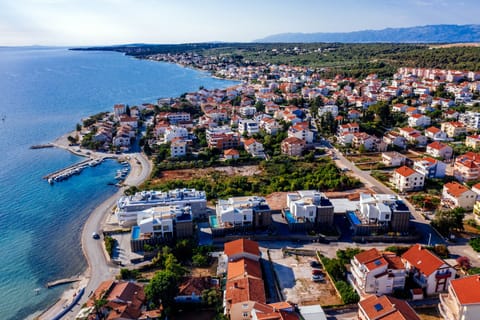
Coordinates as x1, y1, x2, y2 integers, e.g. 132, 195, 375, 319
312, 269, 323, 275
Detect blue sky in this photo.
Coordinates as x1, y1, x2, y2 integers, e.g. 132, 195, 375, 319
1, 0, 478, 45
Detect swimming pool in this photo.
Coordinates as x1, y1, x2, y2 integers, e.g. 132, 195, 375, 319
284, 209, 296, 224
131, 226, 140, 240
348, 211, 361, 225
209, 215, 219, 228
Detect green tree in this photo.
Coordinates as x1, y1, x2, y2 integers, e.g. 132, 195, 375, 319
192, 253, 209, 267
145, 270, 179, 309
202, 288, 221, 307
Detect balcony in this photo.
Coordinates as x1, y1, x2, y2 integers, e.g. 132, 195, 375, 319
436, 270, 452, 279
413, 274, 427, 287
439, 293, 459, 320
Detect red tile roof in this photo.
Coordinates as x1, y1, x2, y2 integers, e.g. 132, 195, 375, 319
402, 244, 446, 276
224, 238, 260, 258
444, 181, 471, 197
359, 295, 420, 320
395, 166, 418, 178
427, 141, 449, 151
225, 278, 266, 305
227, 258, 262, 280
450, 275, 480, 305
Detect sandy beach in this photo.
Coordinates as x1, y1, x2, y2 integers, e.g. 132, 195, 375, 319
33, 132, 152, 320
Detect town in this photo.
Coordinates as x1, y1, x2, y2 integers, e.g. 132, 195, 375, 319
69, 47, 480, 320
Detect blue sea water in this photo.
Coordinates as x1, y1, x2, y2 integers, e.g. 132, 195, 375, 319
0, 47, 238, 319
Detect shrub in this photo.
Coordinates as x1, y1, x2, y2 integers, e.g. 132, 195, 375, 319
104, 236, 115, 258
335, 280, 359, 304
470, 238, 480, 252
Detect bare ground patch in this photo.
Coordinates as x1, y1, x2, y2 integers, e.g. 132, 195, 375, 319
152, 165, 262, 183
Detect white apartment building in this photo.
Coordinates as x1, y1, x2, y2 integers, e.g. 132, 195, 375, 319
439, 275, 480, 320
392, 166, 425, 192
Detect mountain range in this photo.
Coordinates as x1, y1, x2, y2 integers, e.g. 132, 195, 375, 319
255, 24, 480, 43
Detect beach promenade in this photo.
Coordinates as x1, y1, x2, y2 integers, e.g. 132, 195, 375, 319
35, 133, 152, 320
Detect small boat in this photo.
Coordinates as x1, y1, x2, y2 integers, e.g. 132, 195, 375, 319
48, 178, 54, 185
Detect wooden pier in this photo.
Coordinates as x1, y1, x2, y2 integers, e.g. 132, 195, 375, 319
30, 144, 54, 149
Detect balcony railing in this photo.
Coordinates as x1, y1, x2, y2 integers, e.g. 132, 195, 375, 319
436, 270, 452, 279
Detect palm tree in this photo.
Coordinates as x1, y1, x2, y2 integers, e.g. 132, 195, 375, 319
92, 292, 108, 320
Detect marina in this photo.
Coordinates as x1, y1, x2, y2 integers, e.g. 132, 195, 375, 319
43, 158, 105, 184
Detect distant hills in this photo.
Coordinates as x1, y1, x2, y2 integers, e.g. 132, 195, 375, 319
255, 24, 480, 43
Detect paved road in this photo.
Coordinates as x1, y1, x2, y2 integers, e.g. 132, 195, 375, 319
62, 152, 152, 319
331, 147, 480, 265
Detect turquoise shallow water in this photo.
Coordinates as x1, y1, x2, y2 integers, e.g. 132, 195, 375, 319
0, 47, 238, 319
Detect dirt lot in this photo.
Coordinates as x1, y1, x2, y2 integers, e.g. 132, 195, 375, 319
346, 153, 382, 164
153, 165, 261, 182
268, 248, 342, 306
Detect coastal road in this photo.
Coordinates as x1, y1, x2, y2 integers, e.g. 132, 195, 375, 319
63, 152, 152, 319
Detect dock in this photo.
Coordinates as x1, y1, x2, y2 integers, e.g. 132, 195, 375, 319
43, 157, 104, 183
30, 144, 54, 149
46, 276, 82, 288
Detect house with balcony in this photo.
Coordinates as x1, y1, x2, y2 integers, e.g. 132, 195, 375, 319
441, 121, 467, 138
381, 152, 407, 167
206, 127, 241, 150
170, 138, 187, 157
348, 194, 411, 237
281, 137, 306, 157
349, 248, 406, 296
358, 295, 420, 320
392, 166, 425, 192
383, 131, 407, 150
408, 114, 431, 127
288, 122, 314, 144
454, 152, 480, 182
466, 135, 480, 149
402, 244, 456, 296
426, 141, 453, 160
441, 182, 477, 210
439, 275, 480, 320
413, 157, 446, 179
243, 138, 265, 158
238, 119, 260, 136
337, 122, 359, 145
398, 127, 428, 147
425, 126, 448, 141
210, 196, 271, 236
285, 191, 334, 232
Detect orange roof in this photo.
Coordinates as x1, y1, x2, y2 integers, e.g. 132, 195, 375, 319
395, 166, 418, 177
225, 277, 266, 305
450, 275, 480, 305
282, 137, 306, 145
402, 244, 446, 276
224, 238, 260, 258
427, 141, 449, 150
224, 148, 240, 156
359, 295, 420, 320
444, 181, 471, 197
227, 258, 262, 280
425, 126, 440, 134
355, 248, 382, 264
244, 138, 258, 147
87, 280, 115, 307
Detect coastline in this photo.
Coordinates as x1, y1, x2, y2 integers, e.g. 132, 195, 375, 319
34, 132, 152, 320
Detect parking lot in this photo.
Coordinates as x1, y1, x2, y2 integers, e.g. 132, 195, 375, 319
267, 248, 342, 306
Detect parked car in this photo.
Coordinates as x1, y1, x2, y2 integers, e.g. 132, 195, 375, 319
311, 274, 324, 282
92, 232, 100, 239
312, 269, 323, 275
310, 260, 321, 268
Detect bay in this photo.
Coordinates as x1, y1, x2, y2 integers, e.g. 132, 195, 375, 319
0, 47, 238, 319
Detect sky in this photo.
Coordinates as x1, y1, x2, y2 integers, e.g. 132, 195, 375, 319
1, 0, 479, 46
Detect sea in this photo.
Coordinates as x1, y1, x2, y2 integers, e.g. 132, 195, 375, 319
0, 47, 239, 319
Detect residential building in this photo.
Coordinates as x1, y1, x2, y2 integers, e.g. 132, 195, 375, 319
425, 126, 448, 141
348, 194, 411, 237
337, 123, 359, 145
318, 104, 339, 117
130, 206, 194, 251
439, 275, 480, 320
454, 152, 480, 182
251, 302, 300, 320
281, 137, 306, 157
163, 125, 188, 143
402, 244, 456, 296
358, 295, 420, 320
170, 138, 187, 157
426, 141, 453, 160
211, 197, 271, 236
349, 248, 406, 296
224, 148, 240, 160
382, 131, 407, 150
238, 119, 260, 136
392, 166, 425, 192
115, 189, 207, 226
175, 277, 218, 304
381, 152, 407, 167
224, 238, 261, 262
285, 191, 334, 232
441, 121, 467, 138
81, 280, 161, 320
288, 122, 314, 143
243, 138, 265, 158
466, 135, 480, 149
459, 111, 480, 129
408, 114, 431, 127
413, 157, 446, 179
441, 181, 477, 210
207, 127, 241, 150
